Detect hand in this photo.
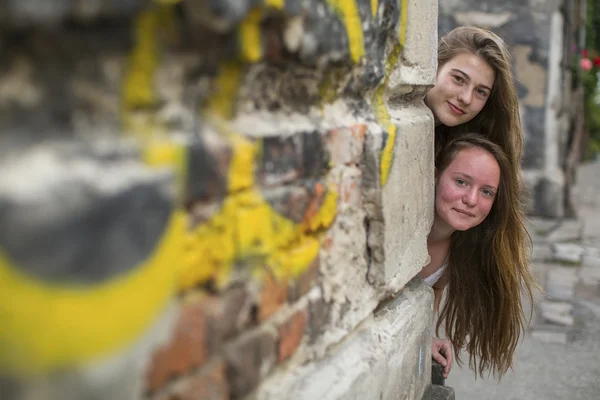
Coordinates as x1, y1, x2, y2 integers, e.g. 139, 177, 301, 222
432, 338, 454, 379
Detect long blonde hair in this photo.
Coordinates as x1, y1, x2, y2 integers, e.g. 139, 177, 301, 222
435, 134, 536, 379
435, 26, 523, 169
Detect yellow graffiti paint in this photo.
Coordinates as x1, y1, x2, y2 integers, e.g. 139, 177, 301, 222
265, 0, 285, 9
369, 0, 409, 185
327, 0, 365, 63
0, 211, 187, 376
122, 4, 178, 138
178, 127, 339, 291
122, 8, 161, 112
206, 62, 244, 120
399, 0, 408, 46
239, 8, 264, 63
371, 0, 378, 18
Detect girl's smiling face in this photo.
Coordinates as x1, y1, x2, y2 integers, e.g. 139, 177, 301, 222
426, 52, 495, 127
435, 146, 500, 232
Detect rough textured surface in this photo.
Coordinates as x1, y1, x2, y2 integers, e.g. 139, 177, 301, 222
438, 0, 585, 217
253, 278, 434, 400
0, 0, 438, 399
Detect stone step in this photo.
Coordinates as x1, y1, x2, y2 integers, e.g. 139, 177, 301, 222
530, 324, 571, 344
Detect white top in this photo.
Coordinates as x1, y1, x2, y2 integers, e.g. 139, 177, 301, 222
423, 259, 448, 287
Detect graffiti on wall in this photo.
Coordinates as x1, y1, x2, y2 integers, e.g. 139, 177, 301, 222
0, 0, 407, 378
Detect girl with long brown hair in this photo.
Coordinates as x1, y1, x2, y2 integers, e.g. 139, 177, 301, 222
420, 26, 536, 379
419, 134, 536, 380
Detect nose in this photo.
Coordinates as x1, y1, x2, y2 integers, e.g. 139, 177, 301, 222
462, 189, 478, 207
457, 87, 472, 105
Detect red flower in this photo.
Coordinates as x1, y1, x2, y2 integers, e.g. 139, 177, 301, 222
582, 49, 589, 57
594, 56, 600, 67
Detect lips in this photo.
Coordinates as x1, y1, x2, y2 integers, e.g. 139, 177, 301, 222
447, 102, 465, 115
453, 208, 475, 217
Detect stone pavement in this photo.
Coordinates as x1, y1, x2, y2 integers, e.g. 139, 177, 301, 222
446, 159, 600, 399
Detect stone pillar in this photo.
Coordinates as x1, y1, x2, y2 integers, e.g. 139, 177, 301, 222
438, 0, 586, 218
0, 1, 438, 399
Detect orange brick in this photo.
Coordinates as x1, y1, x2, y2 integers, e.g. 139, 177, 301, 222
152, 358, 229, 400
146, 299, 208, 393
259, 273, 288, 321
277, 309, 308, 363
288, 258, 320, 302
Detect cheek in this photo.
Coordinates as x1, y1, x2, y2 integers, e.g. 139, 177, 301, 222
437, 182, 460, 206
478, 200, 495, 219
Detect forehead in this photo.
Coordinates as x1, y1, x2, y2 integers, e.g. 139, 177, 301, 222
444, 146, 500, 185
441, 52, 495, 87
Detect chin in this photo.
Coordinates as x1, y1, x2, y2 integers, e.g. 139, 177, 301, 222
438, 113, 462, 127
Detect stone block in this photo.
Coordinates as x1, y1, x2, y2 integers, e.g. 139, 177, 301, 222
531, 243, 553, 262
253, 278, 434, 400
422, 384, 456, 400
545, 265, 579, 301
530, 325, 569, 344
582, 255, 600, 269
363, 105, 434, 291
533, 174, 565, 218
224, 328, 277, 399
552, 243, 583, 264
388, 0, 438, 88
547, 218, 583, 242
540, 305, 574, 327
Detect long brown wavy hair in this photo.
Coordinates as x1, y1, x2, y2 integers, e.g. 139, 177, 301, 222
435, 134, 537, 379
434, 26, 524, 170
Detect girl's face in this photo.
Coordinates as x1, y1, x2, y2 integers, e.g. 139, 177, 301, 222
435, 146, 500, 232
426, 52, 495, 127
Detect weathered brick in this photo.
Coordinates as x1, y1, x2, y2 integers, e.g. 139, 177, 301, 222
224, 328, 277, 399
258, 131, 329, 187
205, 287, 253, 348
338, 167, 362, 209
263, 185, 312, 223
288, 258, 320, 302
259, 273, 289, 321
146, 299, 208, 393
277, 309, 308, 363
153, 358, 229, 400
326, 125, 366, 166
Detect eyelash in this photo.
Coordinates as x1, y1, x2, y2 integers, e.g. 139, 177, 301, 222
455, 179, 495, 197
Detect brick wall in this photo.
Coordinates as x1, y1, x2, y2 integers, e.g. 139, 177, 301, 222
0, 1, 438, 399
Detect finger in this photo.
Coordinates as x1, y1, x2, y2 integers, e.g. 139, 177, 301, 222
432, 353, 447, 367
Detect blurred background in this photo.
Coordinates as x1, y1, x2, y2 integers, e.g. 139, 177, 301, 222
0, 0, 599, 399
441, 1, 600, 398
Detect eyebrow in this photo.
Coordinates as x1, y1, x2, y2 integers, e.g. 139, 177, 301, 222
451, 68, 493, 92
456, 172, 498, 191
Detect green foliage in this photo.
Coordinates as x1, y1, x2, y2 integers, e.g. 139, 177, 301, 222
583, 0, 600, 158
